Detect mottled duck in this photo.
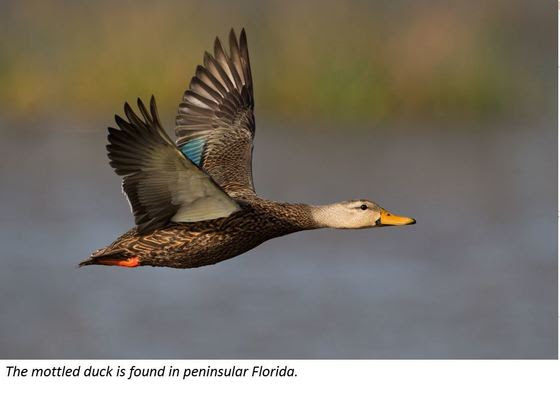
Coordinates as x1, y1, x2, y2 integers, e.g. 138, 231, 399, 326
80, 29, 415, 269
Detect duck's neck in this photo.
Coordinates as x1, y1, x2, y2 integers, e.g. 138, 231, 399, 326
308, 203, 353, 229
263, 201, 346, 231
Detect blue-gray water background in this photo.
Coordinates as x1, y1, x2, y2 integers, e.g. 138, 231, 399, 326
0, 120, 556, 358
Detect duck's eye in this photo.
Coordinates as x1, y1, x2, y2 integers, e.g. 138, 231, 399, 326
360, 204, 368, 210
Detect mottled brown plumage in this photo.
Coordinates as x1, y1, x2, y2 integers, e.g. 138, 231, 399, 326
80, 28, 415, 270
83, 198, 315, 269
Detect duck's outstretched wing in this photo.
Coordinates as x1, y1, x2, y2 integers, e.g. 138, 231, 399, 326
108, 97, 241, 234
174, 28, 256, 199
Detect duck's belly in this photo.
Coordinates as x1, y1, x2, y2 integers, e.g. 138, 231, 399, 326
125, 224, 270, 269
170, 229, 267, 268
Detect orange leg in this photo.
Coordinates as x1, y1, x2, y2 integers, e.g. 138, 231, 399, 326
98, 256, 140, 268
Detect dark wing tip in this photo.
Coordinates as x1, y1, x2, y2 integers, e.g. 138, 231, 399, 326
213, 36, 224, 54
203, 51, 213, 67
149, 95, 162, 128
240, 28, 248, 47
136, 97, 147, 112
124, 101, 140, 124
229, 28, 237, 44
136, 97, 151, 122
150, 95, 157, 115
114, 114, 129, 129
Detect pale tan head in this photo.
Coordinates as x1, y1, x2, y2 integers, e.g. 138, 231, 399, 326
311, 200, 415, 229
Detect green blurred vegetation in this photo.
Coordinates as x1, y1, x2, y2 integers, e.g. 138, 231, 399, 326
0, 0, 553, 124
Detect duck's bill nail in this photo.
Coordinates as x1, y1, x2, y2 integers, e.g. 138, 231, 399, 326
379, 210, 416, 225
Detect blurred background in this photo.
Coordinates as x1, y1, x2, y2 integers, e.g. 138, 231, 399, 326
0, 0, 556, 358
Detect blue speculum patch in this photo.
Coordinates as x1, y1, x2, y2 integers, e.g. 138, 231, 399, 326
180, 138, 205, 166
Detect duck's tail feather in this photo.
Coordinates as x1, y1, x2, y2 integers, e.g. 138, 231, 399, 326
78, 252, 140, 268
78, 258, 95, 267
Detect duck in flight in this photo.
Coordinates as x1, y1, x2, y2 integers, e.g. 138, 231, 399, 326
80, 29, 415, 269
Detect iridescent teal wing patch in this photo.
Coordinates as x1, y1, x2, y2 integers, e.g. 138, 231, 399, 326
179, 137, 205, 166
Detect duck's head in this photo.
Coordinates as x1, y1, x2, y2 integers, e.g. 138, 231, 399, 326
311, 200, 416, 229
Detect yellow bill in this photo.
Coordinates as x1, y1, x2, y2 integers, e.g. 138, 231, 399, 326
378, 209, 416, 226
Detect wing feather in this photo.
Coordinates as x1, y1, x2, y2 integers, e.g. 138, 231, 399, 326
175, 28, 256, 198
108, 96, 240, 234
